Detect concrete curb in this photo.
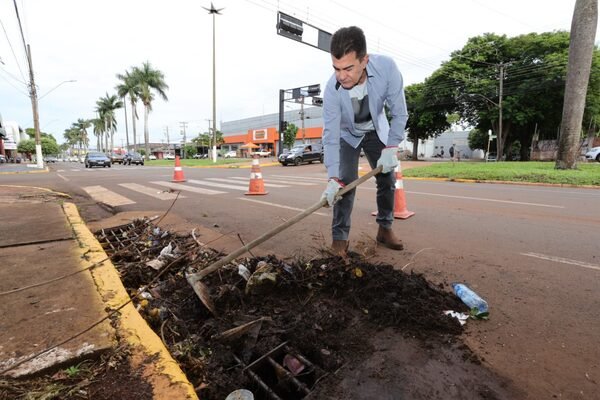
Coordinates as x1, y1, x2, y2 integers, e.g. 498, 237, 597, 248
404, 176, 600, 189
62, 202, 198, 400
0, 167, 49, 175
0, 184, 71, 197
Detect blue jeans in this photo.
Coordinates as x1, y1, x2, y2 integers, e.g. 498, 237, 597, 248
332, 132, 395, 240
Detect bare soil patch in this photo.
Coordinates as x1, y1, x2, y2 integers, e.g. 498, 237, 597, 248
100, 219, 517, 399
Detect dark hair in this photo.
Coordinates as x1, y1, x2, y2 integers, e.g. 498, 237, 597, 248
330, 26, 367, 60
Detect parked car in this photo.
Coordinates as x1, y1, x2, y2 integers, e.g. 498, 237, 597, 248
84, 152, 111, 168
278, 144, 323, 166
164, 153, 175, 160
224, 150, 237, 158
149, 154, 157, 160
585, 146, 600, 162
193, 153, 207, 159
44, 156, 58, 163
0, 154, 6, 163
252, 150, 271, 157
124, 152, 144, 165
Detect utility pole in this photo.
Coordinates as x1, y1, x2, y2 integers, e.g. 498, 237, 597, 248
164, 126, 170, 154
203, 3, 223, 163
498, 63, 504, 160
205, 119, 212, 156
299, 97, 306, 144
26, 45, 43, 168
180, 121, 188, 159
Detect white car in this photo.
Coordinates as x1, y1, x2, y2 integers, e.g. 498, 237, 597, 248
164, 153, 175, 160
149, 154, 157, 160
224, 150, 237, 158
585, 146, 600, 162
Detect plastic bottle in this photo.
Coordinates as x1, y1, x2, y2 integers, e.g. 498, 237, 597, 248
452, 283, 489, 317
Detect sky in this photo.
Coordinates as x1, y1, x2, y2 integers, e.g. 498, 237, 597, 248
0, 0, 598, 146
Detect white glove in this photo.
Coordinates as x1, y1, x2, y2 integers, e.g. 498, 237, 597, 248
321, 178, 345, 207
376, 146, 399, 173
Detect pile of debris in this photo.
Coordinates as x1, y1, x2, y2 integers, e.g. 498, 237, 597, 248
96, 219, 469, 400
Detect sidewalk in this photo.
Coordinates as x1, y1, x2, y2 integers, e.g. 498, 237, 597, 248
0, 185, 196, 399
0, 162, 48, 174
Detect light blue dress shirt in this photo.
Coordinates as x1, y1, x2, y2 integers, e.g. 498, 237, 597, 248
322, 54, 408, 178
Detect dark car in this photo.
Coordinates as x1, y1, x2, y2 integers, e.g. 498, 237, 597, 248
278, 144, 323, 166
124, 152, 144, 165
84, 152, 111, 168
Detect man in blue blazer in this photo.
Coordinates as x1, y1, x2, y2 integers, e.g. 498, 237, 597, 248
321, 26, 408, 257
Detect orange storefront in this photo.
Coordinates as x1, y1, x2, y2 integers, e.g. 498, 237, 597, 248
223, 126, 324, 156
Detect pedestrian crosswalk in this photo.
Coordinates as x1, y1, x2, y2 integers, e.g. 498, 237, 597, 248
82, 175, 326, 207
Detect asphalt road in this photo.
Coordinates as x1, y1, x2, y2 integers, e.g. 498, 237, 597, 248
6, 160, 600, 399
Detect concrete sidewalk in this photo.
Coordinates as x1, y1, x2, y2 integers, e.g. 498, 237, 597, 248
0, 185, 196, 399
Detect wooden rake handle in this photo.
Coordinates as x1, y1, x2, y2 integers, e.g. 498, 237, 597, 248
194, 165, 383, 280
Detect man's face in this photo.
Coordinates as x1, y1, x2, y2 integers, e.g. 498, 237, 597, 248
332, 51, 369, 89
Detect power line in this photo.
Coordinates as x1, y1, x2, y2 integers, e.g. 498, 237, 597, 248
0, 16, 27, 82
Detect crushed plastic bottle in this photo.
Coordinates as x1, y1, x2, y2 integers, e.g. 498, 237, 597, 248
452, 283, 489, 318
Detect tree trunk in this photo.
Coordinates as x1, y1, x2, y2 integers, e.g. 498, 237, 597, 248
412, 138, 419, 160
131, 99, 137, 153
144, 104, 150, 159
556, 0, 598, 169
123, 97, 130, 150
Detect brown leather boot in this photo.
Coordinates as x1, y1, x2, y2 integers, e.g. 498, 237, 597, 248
376, 226, 404, 250
330, 239, 349, 258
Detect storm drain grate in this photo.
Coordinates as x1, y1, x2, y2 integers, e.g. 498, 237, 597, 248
234, 342, 321, 400
94, 219, 154, 257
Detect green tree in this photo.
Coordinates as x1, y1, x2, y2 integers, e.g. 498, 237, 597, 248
17, 139, 36, 156
283, 123, 298, 150
72, 119, 91, 153
116, 69, 141, 151
25, 128, 55, 142
427, 31, 600, 161
41, 136, 59, 155
95, 94, 123, 152
90, 118, 105, 152
131, 62, 169, 160
183, 144, 196, 158
404, 82, 450, 160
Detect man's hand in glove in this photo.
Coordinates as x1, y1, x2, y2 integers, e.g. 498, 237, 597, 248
321, 178, 345, 207
376, 146, 399, 173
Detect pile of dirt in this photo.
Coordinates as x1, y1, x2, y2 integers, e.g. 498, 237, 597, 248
97, 220, 504, 400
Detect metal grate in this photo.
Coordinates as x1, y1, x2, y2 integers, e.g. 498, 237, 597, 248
94, 220, 151, 257
234, 342, 321, 400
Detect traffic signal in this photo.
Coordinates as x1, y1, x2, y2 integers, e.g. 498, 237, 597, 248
312, 97, 323, 106
281, 121, 288, 131
277, 13, 303, 39
307, 84, 321, 97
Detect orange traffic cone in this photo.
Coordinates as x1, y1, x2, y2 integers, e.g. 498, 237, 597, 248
372, 162, 415, 219
171, 155, 186, 182
245, 155, 268, 195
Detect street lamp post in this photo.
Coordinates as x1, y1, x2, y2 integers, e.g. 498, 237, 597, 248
203, 3, 223, 163
39, 80, 76, 100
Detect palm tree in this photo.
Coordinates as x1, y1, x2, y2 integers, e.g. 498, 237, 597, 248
116, 70, 140, 152
63, 127, 79, 155
131, 62, 169, 159
73, 118, 91, 153
95, 93, 123, 153
91, 117, 105, 151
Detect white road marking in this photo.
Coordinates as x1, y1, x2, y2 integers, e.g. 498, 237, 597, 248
57, 173, 69, 182
206, 178, 288, 188
188, 179, 249, 191
118, 183, 186, 200
151, 181, 225, 195
520, 252, 600, 272
82, 185, 136, 206
406, 191, 564, 208
239, 197, 329, 216
228, 176, 318, 186
271, 174, 327, 182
